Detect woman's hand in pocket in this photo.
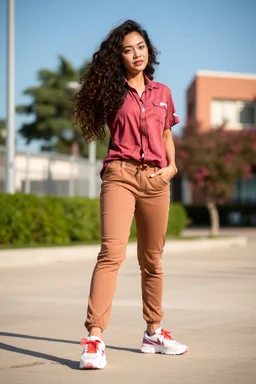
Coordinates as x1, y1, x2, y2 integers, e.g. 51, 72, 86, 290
149, 164, 178, 182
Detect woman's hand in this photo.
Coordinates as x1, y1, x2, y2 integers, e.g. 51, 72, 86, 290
149, 164, 178, 182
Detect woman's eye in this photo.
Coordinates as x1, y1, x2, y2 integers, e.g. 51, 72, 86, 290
124, 49, 131, 54
139, 45, 145, 49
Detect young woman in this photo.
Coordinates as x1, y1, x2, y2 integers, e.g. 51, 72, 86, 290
73, 19, 188, 370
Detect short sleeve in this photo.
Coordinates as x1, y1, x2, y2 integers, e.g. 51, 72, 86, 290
164, 89, 180, 130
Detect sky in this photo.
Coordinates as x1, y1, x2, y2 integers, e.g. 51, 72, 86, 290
0, 0, 255, 152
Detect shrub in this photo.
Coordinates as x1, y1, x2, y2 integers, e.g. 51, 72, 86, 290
0, 194, 187, 246
166, 203, 187, 236
61, 197, 100, 241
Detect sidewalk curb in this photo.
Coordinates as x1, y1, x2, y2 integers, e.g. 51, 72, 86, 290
0, 236, 247, 268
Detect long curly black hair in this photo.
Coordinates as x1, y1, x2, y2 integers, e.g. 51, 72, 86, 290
72, 20, 159, 142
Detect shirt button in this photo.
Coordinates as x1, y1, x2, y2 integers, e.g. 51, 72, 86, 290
142, 108, 145, 112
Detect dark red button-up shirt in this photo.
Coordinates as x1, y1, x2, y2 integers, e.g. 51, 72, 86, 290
102, 74, 179, 177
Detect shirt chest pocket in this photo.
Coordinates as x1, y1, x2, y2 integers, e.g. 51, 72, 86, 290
152, 100, 167, 125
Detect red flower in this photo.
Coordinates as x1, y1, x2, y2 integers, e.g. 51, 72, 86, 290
225, 154, 232, 162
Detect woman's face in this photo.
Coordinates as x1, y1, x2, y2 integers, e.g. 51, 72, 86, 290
120, 32, 149, 76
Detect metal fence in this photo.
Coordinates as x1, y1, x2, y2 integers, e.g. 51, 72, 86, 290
0, 146, 102, 198
2, 145, 255, 203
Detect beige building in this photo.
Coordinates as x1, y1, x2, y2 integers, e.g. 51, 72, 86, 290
187, 70, 256, 131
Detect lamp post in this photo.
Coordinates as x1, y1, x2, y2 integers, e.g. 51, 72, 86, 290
5, 0, 15, 194
66, 81, 97, 198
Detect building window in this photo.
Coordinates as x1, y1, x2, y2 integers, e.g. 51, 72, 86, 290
240, 105, 255, 125
211, 99, 256, 129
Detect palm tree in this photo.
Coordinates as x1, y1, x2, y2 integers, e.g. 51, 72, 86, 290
17, 56, 88, 156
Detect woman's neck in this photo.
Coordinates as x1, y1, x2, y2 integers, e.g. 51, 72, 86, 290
126, 72, 145, 88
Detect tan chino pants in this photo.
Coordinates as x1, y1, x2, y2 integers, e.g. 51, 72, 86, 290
85, 160, 170, 331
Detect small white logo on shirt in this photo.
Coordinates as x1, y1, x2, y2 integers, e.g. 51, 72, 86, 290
160, 102, 167, 108
173, 112, 178, 117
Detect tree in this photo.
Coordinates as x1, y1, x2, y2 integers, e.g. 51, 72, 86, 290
0, 120, 6, 146
16, 56, 89, 156
175, 124, 256, 235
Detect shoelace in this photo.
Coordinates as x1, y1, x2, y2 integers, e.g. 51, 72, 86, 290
80, 338, 101, 353
160, 329, 173, 340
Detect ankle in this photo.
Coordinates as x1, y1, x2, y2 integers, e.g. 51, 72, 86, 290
147, 324, 160, 336
88, 327, 102, 339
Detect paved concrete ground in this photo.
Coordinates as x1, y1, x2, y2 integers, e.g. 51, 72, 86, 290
0, 231, 256, 384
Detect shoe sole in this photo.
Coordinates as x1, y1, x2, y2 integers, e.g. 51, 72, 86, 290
80, 363, 106, 369
80, 362, 99, 369
79, 358, 107, 370
140, 346, 188, 355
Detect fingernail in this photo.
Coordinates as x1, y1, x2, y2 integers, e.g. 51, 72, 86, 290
150, 174, 154, 177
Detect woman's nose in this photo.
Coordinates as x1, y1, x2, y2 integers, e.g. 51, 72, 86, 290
133, 50, 141, 59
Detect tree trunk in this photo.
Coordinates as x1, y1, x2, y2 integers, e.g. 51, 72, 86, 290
206, 201, 219, 236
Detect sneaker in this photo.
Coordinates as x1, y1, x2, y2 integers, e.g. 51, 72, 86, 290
140, 327, 188, 355
79, 336, 107, 369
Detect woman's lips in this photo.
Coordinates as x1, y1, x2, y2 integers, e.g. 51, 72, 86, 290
134, 61, 144, 66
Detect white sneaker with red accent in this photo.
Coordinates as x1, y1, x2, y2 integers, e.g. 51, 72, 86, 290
79, 336, 107, 369
140, 327, 188, 355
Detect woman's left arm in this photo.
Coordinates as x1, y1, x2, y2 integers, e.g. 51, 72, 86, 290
163, 128, 178, 175
149, 129, 178, 179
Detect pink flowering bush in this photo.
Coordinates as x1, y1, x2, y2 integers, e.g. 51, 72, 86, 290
174, 124, 256, 234
175, 124, 256, 204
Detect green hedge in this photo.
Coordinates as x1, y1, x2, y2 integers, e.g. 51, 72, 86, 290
0, 193, 187, 246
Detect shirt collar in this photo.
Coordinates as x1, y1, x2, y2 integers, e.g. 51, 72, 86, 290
124, 73, 159, 90
144, 74, 159, 90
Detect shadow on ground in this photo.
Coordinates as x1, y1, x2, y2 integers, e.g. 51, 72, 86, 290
0, 332, 140, 370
